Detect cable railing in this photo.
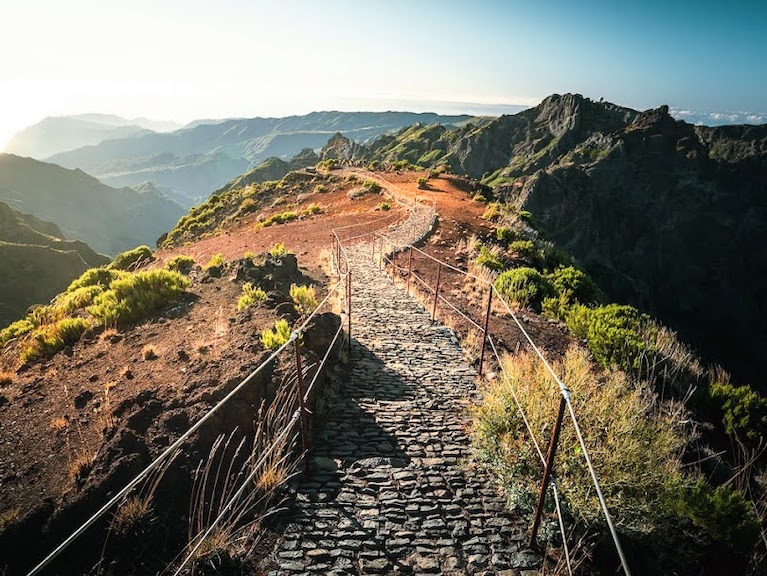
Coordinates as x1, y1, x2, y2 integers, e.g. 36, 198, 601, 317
25, 268, 352, 576
371, 230, 632, 576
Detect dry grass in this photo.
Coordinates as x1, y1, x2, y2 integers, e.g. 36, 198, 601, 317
50, 416, 69, 431
68, 451, 95, 485
112, 496, 152, 535
99, 327, 119, 343
141, 345, 158, 360
0, 370, 13, 387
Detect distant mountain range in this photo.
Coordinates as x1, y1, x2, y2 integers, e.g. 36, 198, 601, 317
0, 154, 184, 255
5, 114, 181, 159
0, 201, 109, 327
17, 112, 480, 205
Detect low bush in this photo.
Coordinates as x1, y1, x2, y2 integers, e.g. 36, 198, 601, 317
474, 245, 505, 272
260, 319, 292, 350
302, 203, 322, 216
238, 282, 267, 311
482, 202, 502, 222
54, 285, 104, 314
67, 268, 129, 292
269, 243, 290, 258
108, 245, 154, 271
21, 318, 90, 362
378, 202, 391, 211
472, 346, 690, 533
417, 176, 429, 189
290, 284, 317, 315
259, 211, 298, 228
87, 270, 190, 326
0, 318, 36, 347
164, 255, 195, 274
580, 304, 647, 370
546, 265, 601, 307
518, 210, 535, 226
362, 179, 382, 193
495, 226, 515, 242
203, 253, 226, 271
709, 380, 767, 444
507, 240, 540, 267
494, 267, 552, 311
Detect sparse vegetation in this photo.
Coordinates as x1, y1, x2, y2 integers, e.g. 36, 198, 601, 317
289, 284, 317, 315
108, 245, 154, 271
378, 202, 391, 211
67, 268, 129, 292
269, 243, 290, 258
21, 317, 90, 362
495, 226, 515, 242
87, 270, 190, 327
417, 176, 429, 189
474, 245, 505, 272
482, 202, 502, 221
112, 496, 153, 536
68, 451, 95, 485
302, 203, 322, 216
238, 282, 267, 311
164, 255, 195, 274
260, 319, 292, 350
258, 211, 298, 228
0, 370, 14, 386
203, 253, 227, 271
362, 179, 382, 193
494, 267, 553, 311
710, 377, 767, 445
142, 345, 158, 360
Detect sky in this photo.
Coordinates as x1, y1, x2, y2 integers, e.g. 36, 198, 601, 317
0, 0, 765, 148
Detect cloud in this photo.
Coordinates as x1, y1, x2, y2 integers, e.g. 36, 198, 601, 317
670, 107, 767, 126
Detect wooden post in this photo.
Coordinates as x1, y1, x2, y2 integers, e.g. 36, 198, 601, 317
478, 287, 493, 377
294, 336, 310, 457
431, 263, 442, 322
390, 241, 395, 281
406, 246, 413, 295
530, 395, 567, 545
347, 270, 352, 354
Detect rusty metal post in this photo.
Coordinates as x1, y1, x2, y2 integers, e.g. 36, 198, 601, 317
347, 270, 352, 354
335, 235, 341, 274
530, 395, 567, 545
406, 246, 413, 295
390, 242, 395, 281
431, 263, 442, 322
294, 336, 310, 457
478, 286, 493, 377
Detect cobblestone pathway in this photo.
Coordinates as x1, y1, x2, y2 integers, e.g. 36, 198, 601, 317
269, 206, 538, 575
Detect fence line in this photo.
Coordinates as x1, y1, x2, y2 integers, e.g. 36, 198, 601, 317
372, 229, 632, 576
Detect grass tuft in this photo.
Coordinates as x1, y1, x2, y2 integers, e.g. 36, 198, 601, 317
260, 320, 291, 350
237, 282, 267, 311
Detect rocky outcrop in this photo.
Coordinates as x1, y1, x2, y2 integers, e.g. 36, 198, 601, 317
319, 133, 368, 162
510, 107, 767, 387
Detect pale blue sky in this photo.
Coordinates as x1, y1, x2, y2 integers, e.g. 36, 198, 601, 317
0, 0, 764, 146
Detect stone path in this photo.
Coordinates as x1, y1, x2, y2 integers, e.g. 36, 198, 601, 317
268, 206, 538, 575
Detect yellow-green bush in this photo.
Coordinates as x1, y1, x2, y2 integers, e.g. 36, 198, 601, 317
260, 319, 292, 350
472, 346, 689, 533
362, 179, 382, 193
474, 245, 505, 272
21, 318, 90, 362
290, 284, 317, 315
238, 282, 267, 311
87, 270, 190, 326
302, 203, 322, 216
494, 267, 553, 311
164, 255, 195, 274
0, 318, 36, 347
203, 253, 226, 271
67, 268, 129, 292
269, 243, 290, 258
482, 202, 502, 221
108, 245, 154, 271
54, 286, 104, 314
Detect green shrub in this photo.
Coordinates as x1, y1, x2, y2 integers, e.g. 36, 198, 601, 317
482, 202, 502, 222
203, 253, 226, 271
54, 286, 104, 314
473, 346, 689, 533
583, 304, 646, 370
0, 318, 36, 347
496, 226, 515, 242
709, 381, 767, 444
260, 319, 292, 350
21, 318, 90, 362
475, 245, 505, 272
67, 268, 129, 292
302, 203, 322, 216
87, 270, 190, 326
164, 255, 195, 274
259, 211, 298, 227
237, 282, 267, 311
108, 245, 154, 271
378, 202, 391, 211
547, 265, 601, 306
518, 210, 535, 226
269, 243, 290, 258
494, 267, 553, 311
290, 284, 317, 315
672, 479, 760, 556
507, 240, 540, 266
237, 197, 258, 214
417, 176, 429, 189
362, 179, 382, 193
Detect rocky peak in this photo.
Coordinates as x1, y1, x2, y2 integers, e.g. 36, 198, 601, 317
319, 133, 367, 162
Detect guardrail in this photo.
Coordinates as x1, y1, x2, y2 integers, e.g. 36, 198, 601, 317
26, 267, 351, 576
370, 230, 632, 576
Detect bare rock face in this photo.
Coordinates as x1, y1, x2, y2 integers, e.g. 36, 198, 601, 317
319, 133, 368, 162
511, 107, 767, 388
